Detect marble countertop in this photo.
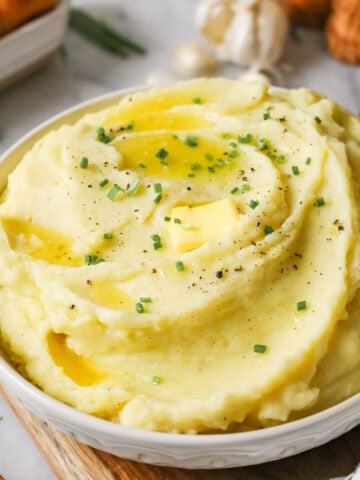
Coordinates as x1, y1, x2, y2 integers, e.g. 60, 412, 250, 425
0, 1, 359, 478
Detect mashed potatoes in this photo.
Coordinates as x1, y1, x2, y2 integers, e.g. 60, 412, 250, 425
0, 78, 360, 433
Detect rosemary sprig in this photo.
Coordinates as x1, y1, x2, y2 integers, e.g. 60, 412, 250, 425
69, 8, 146, 58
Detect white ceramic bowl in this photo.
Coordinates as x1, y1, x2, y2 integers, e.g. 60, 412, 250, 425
0, 88, 360, 469
0, 0, 70, 90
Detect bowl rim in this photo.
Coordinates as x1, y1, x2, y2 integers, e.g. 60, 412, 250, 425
0, 0, 70, 47
0, 84, 359, 446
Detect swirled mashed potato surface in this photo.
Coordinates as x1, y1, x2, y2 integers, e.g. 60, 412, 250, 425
1, 79, 360, 433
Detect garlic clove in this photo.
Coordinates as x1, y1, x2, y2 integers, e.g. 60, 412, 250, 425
257, 0, 288, 65
218, 7, 257, 64
172, 43, 218, 77
195, 0, 234, 44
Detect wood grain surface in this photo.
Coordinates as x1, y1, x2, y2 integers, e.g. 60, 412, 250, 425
2, 388, 360, 480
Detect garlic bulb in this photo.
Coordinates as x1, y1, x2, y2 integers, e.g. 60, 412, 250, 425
172, 43, 218, 77
196, 0, 288, 72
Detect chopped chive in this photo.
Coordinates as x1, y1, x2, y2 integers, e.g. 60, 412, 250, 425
103, 233, 113, 240
249, 199, 259, 209
127, 180, 140, 196
79, 156, 88, 169
297, 300, 307, 311
191, 162, 201, 171
154, 183, 162, 193
238, 133, 252, 144
242, 184, 251, 191
136, 302, 144, 313
305, 157, 312, 165
153, 241, 162, 250
230, 187, 239, 195
164, 216, 171, 222
160, 159, 168, 166
222, 133, 231, 139
99, 178, 109, 188
107, 184, 123, 201
276, 154, 286, 164
84, 254, 105, 265
156, 148, 168, 159
151, 234, 161, 242
175, 260, 185, 271
185, 135, 198, 147
188, 173, 195, 178
258, 138, 270, 151
152, 375, 161, 384
97, 127, 112, 144
292, 166, 300, 176
228, 150, 239, 158
139, 297, 152, 303
208, 166, 215, 173
230, 141, 238, 149
253, 344, 267, 353
153, 193, 162, 204
263, 111, 271, 120
314, 116, 322, 124
193, 97, 202, 104
264, 225, 274, 236
139, 163, 147, 169
216, 158, 225, 167
174, 218, 181, 224
316, 197, 325, 207
205, 153, 213, 161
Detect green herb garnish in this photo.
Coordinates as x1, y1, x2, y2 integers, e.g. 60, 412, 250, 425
127, 180, 140, 196
152, 375, 161, 384
175, 261, 185, 271
69, 8, 146, 57
263, 111, 271, 120
79, 156, 88, 169
153, 193, 162, 204
107, 184, 123, 201
84, 254, 105, 265
242, 184, 251, 191
230, 187, 239, 195
97, 127, 112, 144
139, 297, 152, 303
316, 197, 325, 207
306, 157, 312, 165
154, 183, 162, 193
314, 116, 322, 124
135, 302, 144, 313
139, 163, 147, 169
193, 97, 202, 104
253, 344, 267, 353
99, 178, 109, 188
185, 135, 199, 147
292, 166, 300, 176
164, 216, 171, 222
103, 233, 113, 240
249, 199, 259, 209
264, 225, 274, 236
174, 218, 181, 224
297, 300, 307, 311
156, 148, 168, 160
238, 133, 252, 144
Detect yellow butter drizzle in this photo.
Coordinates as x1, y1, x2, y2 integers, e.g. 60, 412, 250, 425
1, 218, 83, 267
87, 280, 133, 310
47, 332, 101, 386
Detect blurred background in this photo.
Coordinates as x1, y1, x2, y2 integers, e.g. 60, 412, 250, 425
0, 0, 359, 478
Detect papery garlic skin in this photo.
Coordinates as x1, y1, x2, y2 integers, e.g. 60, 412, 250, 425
172, 43, 218, 77
196, 0, 288, 70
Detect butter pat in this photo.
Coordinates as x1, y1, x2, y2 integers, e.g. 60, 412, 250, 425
168, 197, 239, 253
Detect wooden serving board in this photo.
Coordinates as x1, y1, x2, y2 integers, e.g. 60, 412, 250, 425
3, 388, 360, 480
